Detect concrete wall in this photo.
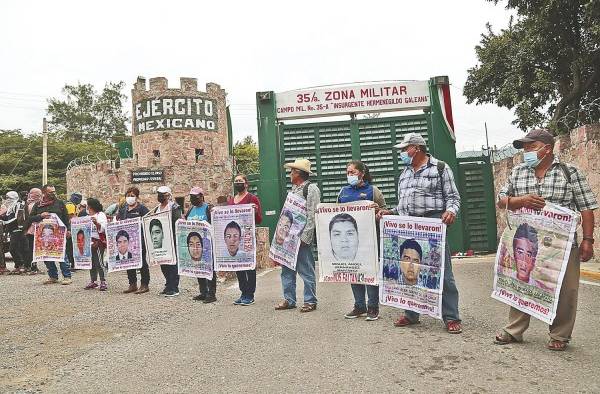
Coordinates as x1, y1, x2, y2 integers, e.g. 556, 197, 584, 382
493, 124, 600, 257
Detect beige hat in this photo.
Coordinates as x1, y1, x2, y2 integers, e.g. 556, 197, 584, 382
393, 132, 427, 149
284, 158, 315, 175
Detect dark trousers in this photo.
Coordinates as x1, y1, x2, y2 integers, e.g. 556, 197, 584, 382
25, 234, 37, 270
89, 245, 105, 282
236, 269, 256, 298
197, 272, 217, 296
9, 230, 26, 269
127, 259, 150, 286
65, 236, 74, 269
160, 264, 179, 292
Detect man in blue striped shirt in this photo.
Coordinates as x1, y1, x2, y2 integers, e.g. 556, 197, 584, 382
378, 133, 463, 334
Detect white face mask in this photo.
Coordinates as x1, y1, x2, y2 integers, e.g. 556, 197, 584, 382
126, 196, 137, 206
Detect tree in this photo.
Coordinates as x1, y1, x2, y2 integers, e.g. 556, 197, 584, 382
464, 0, 600, 133
47, 81, 129, 142
233, 136, 259, 175
0, 129, 115, 196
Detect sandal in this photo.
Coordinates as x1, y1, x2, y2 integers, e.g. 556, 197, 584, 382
547, 339, 568, 351
393, 316, 420, 327
299, 303, 317, 313
446, 320, 463, 334
275, 300, 296, 310
494, 331, 519, 345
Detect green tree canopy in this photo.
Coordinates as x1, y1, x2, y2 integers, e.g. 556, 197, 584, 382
0, 129, 115, 197
233, 136, 259, 175
47, 81, 129, 142
464, 0, 600, 133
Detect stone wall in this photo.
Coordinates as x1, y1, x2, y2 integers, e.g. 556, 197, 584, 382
493, 124, 600, 257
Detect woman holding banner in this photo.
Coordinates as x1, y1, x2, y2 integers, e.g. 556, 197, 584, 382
228, 175, 262, 305
84, 198, 108, 291
337, 161, 386, 321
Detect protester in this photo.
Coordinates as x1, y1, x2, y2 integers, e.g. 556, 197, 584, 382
377, 133, 462, 333
84, 198, 108, 291
0, 191, 27, 274
275, 159, 320, 313
117, 187, 151, 294
24, 184, 72, 284
228, 175, 263, 306
184, 186, 217, 303
336, 161, 386, 321
23, 188, 42, 274
494, 129, 598, 351
152, 186, 182, 297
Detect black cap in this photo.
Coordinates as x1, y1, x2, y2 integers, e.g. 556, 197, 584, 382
513, 129, 555, 149
69, 192, 82, 204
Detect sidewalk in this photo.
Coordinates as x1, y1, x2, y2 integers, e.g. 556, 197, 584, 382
581, 259, 600, 281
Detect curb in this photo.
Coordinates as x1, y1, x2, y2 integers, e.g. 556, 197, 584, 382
580, 269, 600, 281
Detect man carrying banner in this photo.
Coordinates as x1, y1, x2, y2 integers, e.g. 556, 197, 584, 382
377, 133, 462, 333
275, 159, 321, 313
495, 129, 597, 351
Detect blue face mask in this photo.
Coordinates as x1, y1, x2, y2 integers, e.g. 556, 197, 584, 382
523, 146, 546, 168
400, 151, 413, 165
347, 175, 359, 186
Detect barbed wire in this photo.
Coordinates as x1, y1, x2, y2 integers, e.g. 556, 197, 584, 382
490, 143, 519, 163
555, 97, 600, 131
66, 150, 117, 172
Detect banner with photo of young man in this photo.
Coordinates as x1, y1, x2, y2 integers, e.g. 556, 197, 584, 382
315, 201, 378, 284
211, 204, 256, 271
268, 192, 307, 270
492, 203, 577, 324
106, 217, 143, 273
33, 215, 67, 262
70, 216, 93, 269
379, 215, 446, 319
142, 211, 176, 266
175, 219, 214, 279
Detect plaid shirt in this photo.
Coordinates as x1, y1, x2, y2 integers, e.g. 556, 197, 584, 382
498, 157, 598, 212
291, 180, 321, 245
393, 155, 461, 216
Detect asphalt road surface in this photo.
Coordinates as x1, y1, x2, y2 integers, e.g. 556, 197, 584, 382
1, 257, 599, 393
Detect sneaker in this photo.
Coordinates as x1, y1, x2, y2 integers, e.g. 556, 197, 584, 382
99, 282, 108, 291
233, 297, 243, 305
84, 281, 98, 290
193, 294, 207, 301
159, 288, 167, 295
43, 278, 59, 285
344, 307, 367, 319
365, 307, 380, 321
240, 297, 255, 306
202, 295, 217, 304
164, 290, 180, 297
61, 278, 72, 285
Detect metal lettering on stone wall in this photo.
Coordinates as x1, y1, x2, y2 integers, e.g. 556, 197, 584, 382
131, 170, 165, 183
134, 96, 218, 133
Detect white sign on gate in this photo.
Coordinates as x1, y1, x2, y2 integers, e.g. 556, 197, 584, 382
275, 81, 430, 120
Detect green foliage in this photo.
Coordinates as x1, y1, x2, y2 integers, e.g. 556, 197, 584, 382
464, 0, 600, 134
233, 135, 259, 175
47, 81, 129, 142
0, 129, 115, 197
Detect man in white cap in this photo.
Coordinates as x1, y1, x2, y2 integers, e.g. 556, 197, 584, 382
275, 158, 321, 313
377, 132, 462, 333
152, 185, 182, 297
0, 191, 26, 274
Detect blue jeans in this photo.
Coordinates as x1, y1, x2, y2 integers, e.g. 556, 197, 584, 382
405, 241, 460, 323
352, 284, 379, 310
280, 243, 317, 305
45, 260, 71, 279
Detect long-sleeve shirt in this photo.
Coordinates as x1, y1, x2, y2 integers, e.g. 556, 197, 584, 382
227, 193, 263, 224
291, 180, 321, 245
393, 155, 461, 217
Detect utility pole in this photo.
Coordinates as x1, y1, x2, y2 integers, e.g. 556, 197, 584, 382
484, 122, 490, 156
42, 117, 48, 185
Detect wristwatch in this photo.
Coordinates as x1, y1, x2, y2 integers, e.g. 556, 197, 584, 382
582, 237, 595, 244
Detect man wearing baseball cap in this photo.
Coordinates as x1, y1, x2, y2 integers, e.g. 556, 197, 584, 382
275, 158, 321, 313
377, 132, 463, 333
495, 128, 597, 351
152, 185, 182, 297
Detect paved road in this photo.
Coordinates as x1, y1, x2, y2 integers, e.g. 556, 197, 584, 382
1, 257, 599, 393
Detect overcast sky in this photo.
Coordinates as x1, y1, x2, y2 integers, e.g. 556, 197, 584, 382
1, 1, 522, 152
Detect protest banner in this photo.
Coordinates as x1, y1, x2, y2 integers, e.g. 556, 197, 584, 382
175, 219, 214, 279
70, 216, 93, 269
315, 201, 378, 284
379, 215, 446, 319
491, 203, 577, 324
211, 204, 256, 271
33, 215, 67, 262
106, 217, 143, 273
142, 211, 176, 266
268, 193, 307, 270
